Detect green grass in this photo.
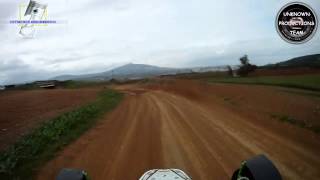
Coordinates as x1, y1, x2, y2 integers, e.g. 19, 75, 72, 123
0, 89, 123, 179
280, 89, 320, 98
208, 74, 320, 91
62, 80, 105, 89
270, 114, 320, 134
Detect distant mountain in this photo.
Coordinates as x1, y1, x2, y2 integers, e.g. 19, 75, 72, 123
53, 63, 192, 81
104, 63, 184, 78
53, 72, 105, 81
263, 54, 320, 68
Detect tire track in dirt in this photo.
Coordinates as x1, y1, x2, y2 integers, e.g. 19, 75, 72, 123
156, 91, 320, 179
36, 85, 320, 180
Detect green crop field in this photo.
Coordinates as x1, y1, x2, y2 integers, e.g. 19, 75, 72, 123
0, 89, 123, 180
208, 74, 320, 91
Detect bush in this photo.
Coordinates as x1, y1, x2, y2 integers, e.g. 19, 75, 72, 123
237, 55, 257, 76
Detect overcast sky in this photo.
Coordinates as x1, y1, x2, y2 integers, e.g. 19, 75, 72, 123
0, 0, 319, 85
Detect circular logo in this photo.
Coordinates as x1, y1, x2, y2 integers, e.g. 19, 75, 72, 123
276, 2, 318, 44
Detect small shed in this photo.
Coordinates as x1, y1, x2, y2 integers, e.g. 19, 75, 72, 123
35, 81, 56, 89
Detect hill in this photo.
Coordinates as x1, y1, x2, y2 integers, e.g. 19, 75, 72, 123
53, 63, 192, 81
263, 54, 320, 68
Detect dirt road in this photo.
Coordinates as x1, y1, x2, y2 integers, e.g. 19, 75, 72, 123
37, 81, 320, 180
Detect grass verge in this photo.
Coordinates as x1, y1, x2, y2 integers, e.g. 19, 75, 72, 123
0, 89, 123, 179
208, 74, 320, 91
280, 89, 320, 98
270, 114, 320, 134
62, 80, 106, 89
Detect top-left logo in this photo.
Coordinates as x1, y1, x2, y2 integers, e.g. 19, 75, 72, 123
9, 0, 57, 38
19, 0, 47, 38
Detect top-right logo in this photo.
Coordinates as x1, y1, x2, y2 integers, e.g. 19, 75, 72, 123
276, 2, 318, 44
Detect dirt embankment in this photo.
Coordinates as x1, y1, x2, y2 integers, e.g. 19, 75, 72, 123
36, 80, 320, 180
251, 67, 320, 76
0, 89, 100, 151
147, 80, 320, 129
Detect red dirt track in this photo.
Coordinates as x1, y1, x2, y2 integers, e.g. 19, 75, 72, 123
0, 89, 99, 151
36, 80, 320, 180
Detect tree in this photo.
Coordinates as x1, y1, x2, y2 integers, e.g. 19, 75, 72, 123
237, 55, 257, 76
240, 55, 249, 65
227, 65, 234, 76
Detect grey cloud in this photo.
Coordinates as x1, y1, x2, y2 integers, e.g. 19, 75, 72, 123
146, 38, 320, 68
0, 2, 17, 19
1, 68, 51, 85
0, 58, 28, 71
187, 39, 320, 67
0, 2, 18, 30
53, 0, 127, 17
0, 57, 50, 85
43, 52, 106, 64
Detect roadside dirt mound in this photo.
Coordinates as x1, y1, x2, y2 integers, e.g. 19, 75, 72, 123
36, 80, 320, 180
0, 88, 100, 151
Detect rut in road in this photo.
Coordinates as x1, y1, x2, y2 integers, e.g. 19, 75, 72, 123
37, 89, 320, 180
